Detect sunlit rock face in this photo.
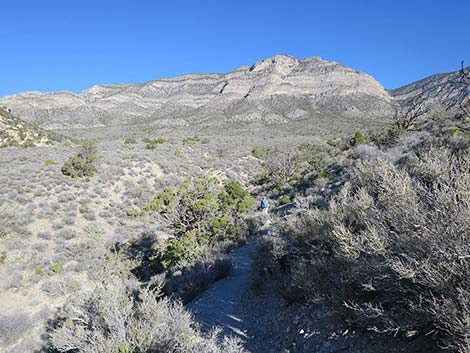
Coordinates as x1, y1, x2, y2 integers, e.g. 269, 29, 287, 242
0, 54, 395, 131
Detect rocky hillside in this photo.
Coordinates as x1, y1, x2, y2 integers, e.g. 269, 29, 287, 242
389, 66, 469, 112
0, 55, 394, 136
0, 106, 64, 147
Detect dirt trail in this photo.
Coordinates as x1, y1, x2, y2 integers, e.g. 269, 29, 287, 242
186, 242, 257, 340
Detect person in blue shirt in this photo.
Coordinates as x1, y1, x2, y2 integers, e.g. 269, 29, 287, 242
260, 196, 269, 214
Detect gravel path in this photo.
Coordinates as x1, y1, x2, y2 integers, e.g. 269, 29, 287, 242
186, 242, 256, 340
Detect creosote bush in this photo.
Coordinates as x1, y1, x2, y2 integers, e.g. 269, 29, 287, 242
61, 142, 99, 178
255, 136, 470, 351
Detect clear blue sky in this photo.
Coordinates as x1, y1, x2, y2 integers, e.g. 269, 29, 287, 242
1, 0, 469, 97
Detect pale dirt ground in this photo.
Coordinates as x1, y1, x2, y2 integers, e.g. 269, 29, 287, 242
0, 139, 263, 352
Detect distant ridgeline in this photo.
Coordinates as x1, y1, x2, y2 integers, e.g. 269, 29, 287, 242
0, 55, 396, 137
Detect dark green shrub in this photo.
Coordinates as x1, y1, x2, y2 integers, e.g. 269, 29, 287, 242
219, 180, 256, 213
144, 177, 255, 270
61, 142, 99, 178
143, 137, 166, 149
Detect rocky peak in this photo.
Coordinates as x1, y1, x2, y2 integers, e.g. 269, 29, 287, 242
249, 54, 299, 75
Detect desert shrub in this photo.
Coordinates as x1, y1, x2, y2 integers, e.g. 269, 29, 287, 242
182, 135, 200, 144
448, 126, 462, 136
297, 143, 331, 173
61, 141, 99, 178
78, 204, 89, 214
127, 207, 143, 217
49, 261, 64, 273
262, 147, 301, 187
219, 180, 256, 213
37, 231, 53, 240
351, 131, 367, 146
0, 203, 22, 238
49, 263, 244, 353
44, 159, 58, 166
326, 137, 343, 147
0, 310, 33, 346
83, 210, 97, 221
143, 137, 166, 149
21, 140, 35, 148
256, 138, 470, 350
123, 137, 137, 144
251, 146, 270, 160
142, 178, 254, 269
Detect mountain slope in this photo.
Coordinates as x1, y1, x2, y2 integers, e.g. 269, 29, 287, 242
389, 67, 469, 112
0, 55, 394, 136
0, 106, 65, 147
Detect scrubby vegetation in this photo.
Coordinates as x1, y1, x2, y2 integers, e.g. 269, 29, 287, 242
50, 255, 245, 353
61, 141, 99, 177
128, 177, 255, 294
143, 137, 166, 149
254, 114, 470, 351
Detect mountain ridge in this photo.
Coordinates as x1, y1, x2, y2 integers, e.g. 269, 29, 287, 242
0, 54, 394, 136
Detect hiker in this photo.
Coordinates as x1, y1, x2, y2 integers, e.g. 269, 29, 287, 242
260, 196, 270, 214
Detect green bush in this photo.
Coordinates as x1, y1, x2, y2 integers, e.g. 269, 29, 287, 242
145, 187, 176, 213
351, 131, 367, 146
61, 142, 99, 178
49, 262, 64, 273
219, 180, 256, 213
145, 177, 254, 269
143, 137, 166, 149
126, 207, 143, 217
44, 159, 58, 166
448, 126, 462, 136
34, 266, 43, 275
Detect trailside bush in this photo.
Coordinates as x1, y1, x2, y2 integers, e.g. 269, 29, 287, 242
50, 260, 245, 353
256, 137, 470, 351
61, 142, 99, 178
144, 177, 255, 269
